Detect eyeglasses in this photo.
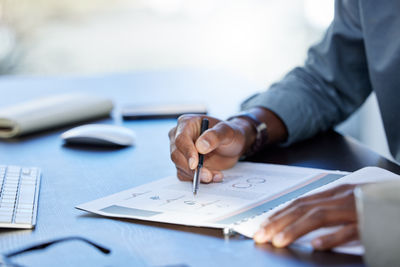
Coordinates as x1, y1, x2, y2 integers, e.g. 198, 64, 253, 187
0, 236, 111, 267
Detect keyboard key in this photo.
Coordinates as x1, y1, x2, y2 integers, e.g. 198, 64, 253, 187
22, 168, 31, 175
0, 215, 13, 223
21, 175, 36, 181
3, 191, 17, 195
16, 209, 32, 215
4, 185, 19, 191
16, 210, 32, 217
1, 198, 16, 204
18, 188, 36, 204
4, 187, 18, 192
19, 184, 35, 192
0, 212, 12, 220
9, 171, 21, 175
2, 192, 17, 197
0, 203, 15, 209
3, 193, 18, 199
7, 166, 21, 172
3, 189, 18, 195
5, 181, 19, 186
1, 208, 14, 214
0, 206, 14, 212
6, 174, 19, 178
2, 196, 16, 202
17, 203, 33, 210
6, 172, 19, 177
21, 180, 36, 185
2, 191, 18, 196
15, 215, 32, 224
5, 177, 19, 182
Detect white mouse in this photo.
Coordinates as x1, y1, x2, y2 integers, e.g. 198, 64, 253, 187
61, 124, 135, 146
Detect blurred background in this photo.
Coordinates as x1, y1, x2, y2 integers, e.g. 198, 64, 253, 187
0, 0, 392, 160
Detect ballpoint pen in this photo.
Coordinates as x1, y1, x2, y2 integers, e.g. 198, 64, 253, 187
193, 118, 209, 195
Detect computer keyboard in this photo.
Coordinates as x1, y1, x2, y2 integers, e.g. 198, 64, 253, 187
0, 165, 41, 229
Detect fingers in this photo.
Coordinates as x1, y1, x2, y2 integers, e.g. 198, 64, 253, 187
175, 128, 198, 170
254, 205, 309, 243
211, 170, 224, 182
174, 116, 203, 169
169, 117, 201, 181
312, 223, 358, 250
176, 167, 194, 182
195, 122, 235, 154
269, 184, 355, 220
262, 191, 355, 241
270, 206, 357, 248
170, 140, 223, 183
254, 184, 357, 247
171, 144, 194, 181
176, 165, 222, 183
198, 168, 224, 183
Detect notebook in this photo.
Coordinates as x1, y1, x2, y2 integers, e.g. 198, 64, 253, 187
0, 93, 113, 138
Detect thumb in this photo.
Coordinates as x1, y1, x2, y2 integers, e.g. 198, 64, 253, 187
195, 122, 234, 154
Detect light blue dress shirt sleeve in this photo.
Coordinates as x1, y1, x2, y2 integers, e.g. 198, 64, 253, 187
241, 0, 373, 145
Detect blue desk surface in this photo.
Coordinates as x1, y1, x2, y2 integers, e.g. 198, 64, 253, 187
1, 70, 397, 267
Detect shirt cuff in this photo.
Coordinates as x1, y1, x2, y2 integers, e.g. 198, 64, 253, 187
240, 83, 318, 146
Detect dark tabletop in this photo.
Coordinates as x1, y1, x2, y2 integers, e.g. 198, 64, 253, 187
0, 70, 399, 267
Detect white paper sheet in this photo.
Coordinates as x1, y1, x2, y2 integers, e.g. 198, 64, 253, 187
78, 163, 400, 255
233, 166, 400, 255
76, 162, 347, 234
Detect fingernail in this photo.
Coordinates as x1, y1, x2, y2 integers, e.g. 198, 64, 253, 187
260, 220, 270, 228
198, 139, 210, 152
312, 238, 323, 249
213, 173, 223, 182
272, 232, 286, 247
200, 171, 211, 182
254, 228, 268, 243
188, 157, 196, 169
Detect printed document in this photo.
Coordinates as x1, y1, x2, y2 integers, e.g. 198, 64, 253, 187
76, 162, 400, 255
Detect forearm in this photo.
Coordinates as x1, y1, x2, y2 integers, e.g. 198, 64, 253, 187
240, 1, 371, 146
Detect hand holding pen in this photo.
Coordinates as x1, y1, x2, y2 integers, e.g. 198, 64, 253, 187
168, 115, 249, 187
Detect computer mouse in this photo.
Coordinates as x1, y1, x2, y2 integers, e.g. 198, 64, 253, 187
61, 124, 135, 147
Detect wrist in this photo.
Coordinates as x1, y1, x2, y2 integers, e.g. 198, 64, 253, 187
229, 118, 257, 156
227, 112, 269, 157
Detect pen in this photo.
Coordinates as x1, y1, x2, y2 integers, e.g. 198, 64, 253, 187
193, 118, 209, 195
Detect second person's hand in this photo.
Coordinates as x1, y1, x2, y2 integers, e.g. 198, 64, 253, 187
168, 114, 253, 183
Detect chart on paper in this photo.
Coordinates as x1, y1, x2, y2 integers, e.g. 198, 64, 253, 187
77, 162, 348, 228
